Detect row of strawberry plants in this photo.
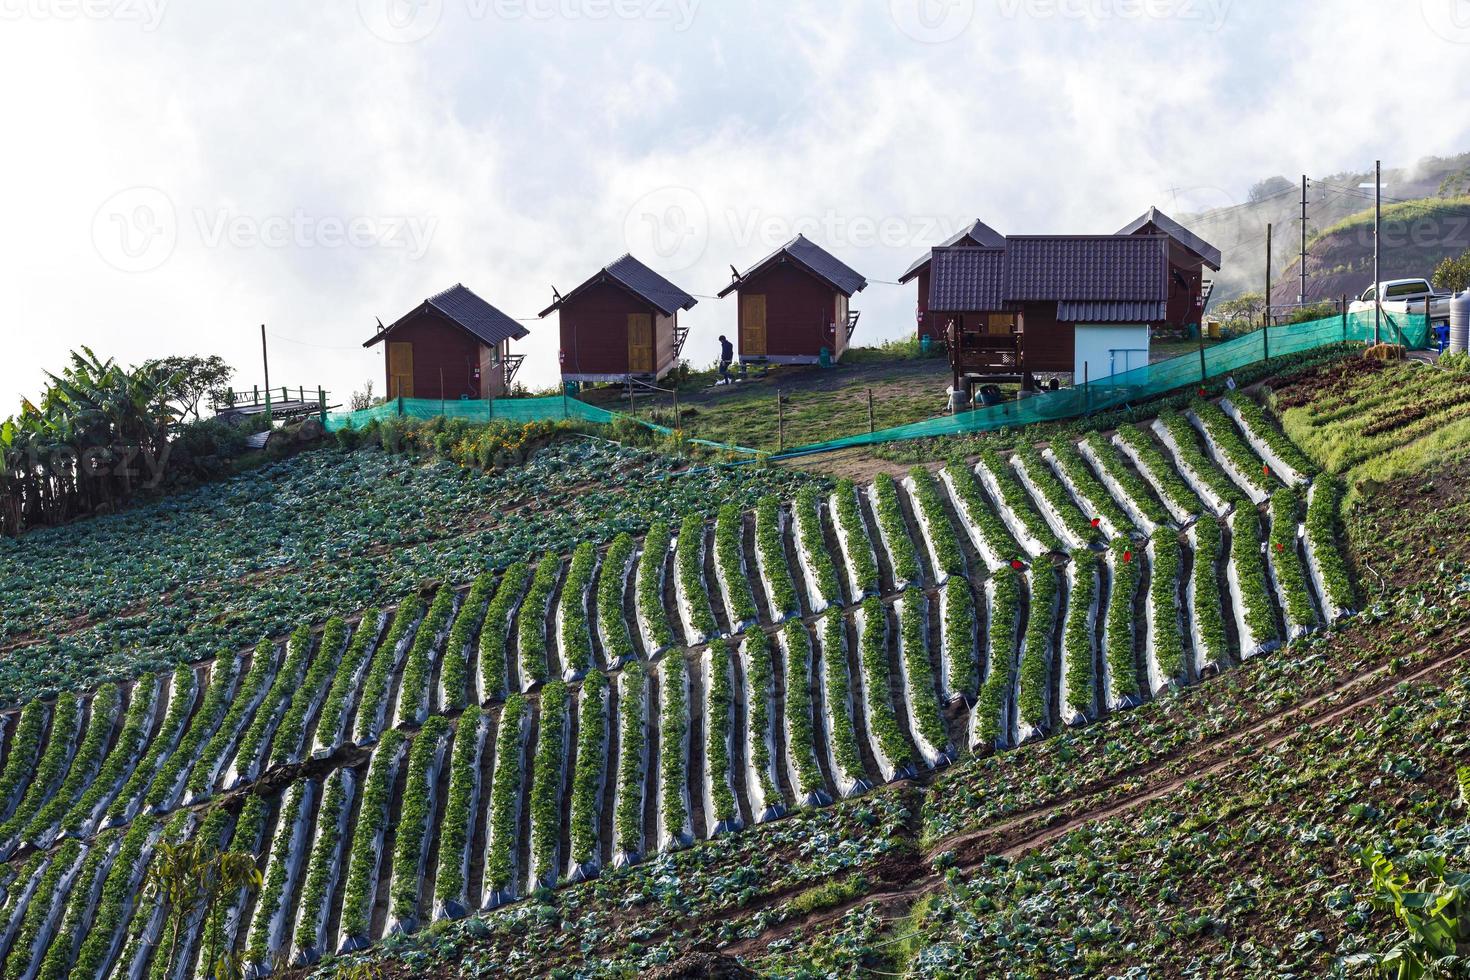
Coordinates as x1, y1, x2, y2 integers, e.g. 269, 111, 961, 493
0, 852, 48, 970
518, 555, 561, 690
433, 710, 489, 919
793, 486, 843, 610
193, 796, 266, 973
20, 684, 121, 851
0, 693, 81, 858
907, 467, 966, 581
596, 534, 638, 668
975, 448, 1062, 555
398, 586, 458, 725
152, 804, 235, 980
60, 672, 160, 838
150, 653, 241, 812
714, 505, 759, 631
1146, 529, 1186, 694
818, 610, 868, 798
0, 702, 45, 824
558, 543, 597, 682
1187, 515, 1229, 677
657, 653, 693, 850
274, 616, 349, 766
353, 599, 422, 745
483, 695, 529, 909
703, 641, 740, 836
227, 624, 313, 788
675, 514, 719, 644
941, 459, 1022, 570
339, 728, 408, 949
1267, 487, 1317, 638
1112, 425, 1198, 523
1018, 562, 1059, 744
481, 563, 529, 703
1060, 552, 1100, 726
2, 838, 84, 979
1228, 508, 1280, 658
1220, 395, 1315, 483
442, 574, 494, 711
1013, 447, 1101, 549
1152, 412, 1239, 515
34, 825, 116, 980
832, 480, 881, 598
871, 473, 923, 586
1079, 433, 1169, 531
1189, 399, 1274, 502
245, 778, 316, 969
857, 598, 915, 781
1046, 441, 1134, 537
58, 813, 155, 979
294, 765, 357, 963
110, 810, 193, 979
741, 628, 783, 823
754, 497, 801, 621
1304, 477, 1356, 621
636, 521, 676, 655
895, 594, 950, 766
389, 716, 451, 933
612, 664, 648, 867
529, 681, 571, 890
314, 610, 384, 757
781, 620, 829, 807
568, 671, 610, 880
1102, 540, 1142, 711
974, 566, 1021, 750
941, 576, 977, 704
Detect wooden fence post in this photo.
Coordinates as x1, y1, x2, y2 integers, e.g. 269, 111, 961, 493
777, 390, 784, 452
867, 388, 874, 434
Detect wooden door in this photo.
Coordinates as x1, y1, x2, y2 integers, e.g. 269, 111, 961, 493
628, 314, 655, 374
387, 342, 414, 398
741, 294, 767, 356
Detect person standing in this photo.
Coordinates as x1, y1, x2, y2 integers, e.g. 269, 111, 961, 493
718, 334, 734, 384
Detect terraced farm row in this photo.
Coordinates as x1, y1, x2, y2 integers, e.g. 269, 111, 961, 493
0, 396, 1357, 978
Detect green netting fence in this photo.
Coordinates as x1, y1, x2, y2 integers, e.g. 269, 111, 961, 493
768, 308, 1432, 459
326, 309, 1430, 458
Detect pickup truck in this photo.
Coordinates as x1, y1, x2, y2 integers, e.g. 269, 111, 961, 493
1347, 278, 1452, 325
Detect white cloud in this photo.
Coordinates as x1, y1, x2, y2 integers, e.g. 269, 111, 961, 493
1, 0, 1468, 410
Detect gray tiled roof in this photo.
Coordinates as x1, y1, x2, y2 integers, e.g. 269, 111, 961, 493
540, 254, 698, 318
718, 234, 867, 298
929, 246, 1007, 309
1057, 300, 1169, 322
899, 219, 1007, 283
366, 283, 530, 349
1116, 206, 1222, 270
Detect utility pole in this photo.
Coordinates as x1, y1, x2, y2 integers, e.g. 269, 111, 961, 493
1374, 159, 1382, 345
1299, 175, 1309, 307
1264, 223, 1272, 334
260, 324, 272, 425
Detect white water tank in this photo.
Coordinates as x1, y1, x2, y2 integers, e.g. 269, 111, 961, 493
1452, 291, 1470, 354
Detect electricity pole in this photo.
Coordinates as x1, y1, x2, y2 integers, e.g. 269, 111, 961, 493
1299, 175, 1309, 307
1374, 159, 1382, 345
261, 324, 272, 425
1264, 223, 1272, 362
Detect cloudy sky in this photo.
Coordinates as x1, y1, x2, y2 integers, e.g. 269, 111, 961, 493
3, 0, 1470, 409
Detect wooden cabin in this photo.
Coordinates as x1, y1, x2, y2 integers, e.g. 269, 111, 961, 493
363, 283, 530, 400
898, 219, 1006, 342
717, 234, 868, 365
539, 254, 697, 383
1115, 206, 1222, 333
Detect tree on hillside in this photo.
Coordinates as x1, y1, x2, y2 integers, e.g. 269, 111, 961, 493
1248, 176, 1294, 204
350, 379, 376, 412
1432, 251, 1470, 294
1216, 292, 1265, 327
149, 355, 234, 422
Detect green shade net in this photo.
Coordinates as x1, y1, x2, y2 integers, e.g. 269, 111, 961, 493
324, 394, 617, 432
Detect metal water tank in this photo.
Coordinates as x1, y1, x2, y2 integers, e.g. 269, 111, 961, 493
1451, 291, 1470, 354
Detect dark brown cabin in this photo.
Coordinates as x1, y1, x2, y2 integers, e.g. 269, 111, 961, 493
1114, 206, 1223, 332
540, 254, 697, 384
363, 284, 530, 401
898, 219, 1006, 342
717, 234, 868, 364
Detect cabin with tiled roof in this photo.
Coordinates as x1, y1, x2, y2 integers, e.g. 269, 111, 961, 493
363, 284, 530, 400
718, 234, 868, 365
